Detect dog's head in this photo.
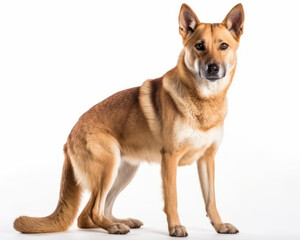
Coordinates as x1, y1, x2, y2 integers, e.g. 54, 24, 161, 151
179, 3, 244, 96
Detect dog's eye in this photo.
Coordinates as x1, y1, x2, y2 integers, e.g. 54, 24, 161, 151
195, 43, 205, 51
220, 43, 229, 50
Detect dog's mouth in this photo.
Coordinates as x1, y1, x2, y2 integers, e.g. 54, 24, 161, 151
204, 76, 222, 82
198, 73, 226, 82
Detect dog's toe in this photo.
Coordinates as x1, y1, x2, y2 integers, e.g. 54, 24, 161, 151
169, 225, 188, 237
123, 218, 143, 229
214, 222, 239, 234
108, 223, 130, 234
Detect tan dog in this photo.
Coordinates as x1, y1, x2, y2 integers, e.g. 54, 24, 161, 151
14, 3, 244, 237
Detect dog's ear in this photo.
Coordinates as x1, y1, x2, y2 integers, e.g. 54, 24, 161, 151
222, 3, 244, 40
179, 4, 200, 39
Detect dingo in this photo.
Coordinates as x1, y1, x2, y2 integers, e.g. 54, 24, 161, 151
14, 3, 244, 237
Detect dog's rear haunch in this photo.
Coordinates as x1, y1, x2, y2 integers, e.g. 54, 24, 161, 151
14, 3, 244, 237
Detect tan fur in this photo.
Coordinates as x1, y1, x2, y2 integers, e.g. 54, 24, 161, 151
14, 3, 244, 237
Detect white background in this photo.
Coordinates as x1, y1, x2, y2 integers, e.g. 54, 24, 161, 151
1, 0, 300, 240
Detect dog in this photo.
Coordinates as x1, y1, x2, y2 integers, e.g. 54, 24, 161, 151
14, 3, 244, 237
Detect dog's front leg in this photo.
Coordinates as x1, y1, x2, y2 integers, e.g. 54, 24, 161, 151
161, 150, 188, 237
197, 145, 239, 234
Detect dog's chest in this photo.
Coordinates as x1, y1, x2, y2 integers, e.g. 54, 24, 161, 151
175, 123, 223, 166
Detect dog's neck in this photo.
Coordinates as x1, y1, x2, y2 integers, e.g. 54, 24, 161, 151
162, 50, 231, 130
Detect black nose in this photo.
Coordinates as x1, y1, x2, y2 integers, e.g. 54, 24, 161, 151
207, 63, 219, 75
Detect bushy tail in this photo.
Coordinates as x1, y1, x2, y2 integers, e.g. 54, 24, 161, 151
14, 145, 81, 233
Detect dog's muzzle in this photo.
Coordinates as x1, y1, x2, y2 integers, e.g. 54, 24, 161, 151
199, 63, 226, 82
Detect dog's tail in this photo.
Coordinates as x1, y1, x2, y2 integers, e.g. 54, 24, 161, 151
14, 145, 81, 233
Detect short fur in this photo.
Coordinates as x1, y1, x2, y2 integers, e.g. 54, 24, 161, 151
14, 3, 244, 237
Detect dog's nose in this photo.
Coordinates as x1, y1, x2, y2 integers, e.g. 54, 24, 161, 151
207, 64, 219, 75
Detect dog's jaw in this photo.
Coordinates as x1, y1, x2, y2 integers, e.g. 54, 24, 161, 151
196, 75, 231, 98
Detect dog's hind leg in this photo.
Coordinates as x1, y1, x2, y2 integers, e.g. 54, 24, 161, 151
104, 160, 143, 229
75, 135, 130, 234
77, 197, 98, 229
78, 160, 142, 229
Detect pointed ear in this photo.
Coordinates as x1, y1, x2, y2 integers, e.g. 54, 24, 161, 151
222, 3, 245, 40
179, 4, 200, 39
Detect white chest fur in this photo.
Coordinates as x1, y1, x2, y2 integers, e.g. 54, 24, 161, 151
175, 123, 223, 165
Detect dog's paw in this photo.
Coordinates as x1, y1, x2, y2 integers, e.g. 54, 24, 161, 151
213, 222, 239, 234
122, 218, 143, 229
107, 223, 130, 234
169, 225, 188, 237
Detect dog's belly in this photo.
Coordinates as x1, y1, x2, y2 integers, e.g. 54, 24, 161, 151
121, 145, 162, 164
122, 152, 162, 164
